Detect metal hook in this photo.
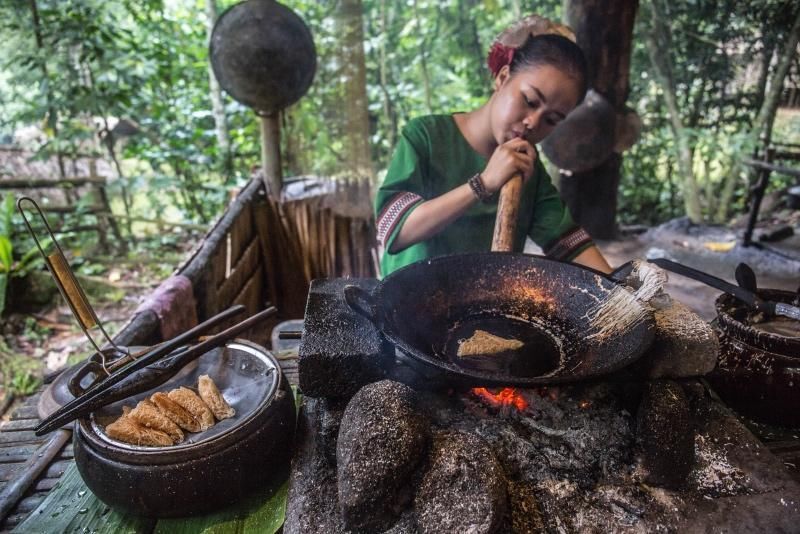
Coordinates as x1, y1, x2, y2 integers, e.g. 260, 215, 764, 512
16, 196, 127, 375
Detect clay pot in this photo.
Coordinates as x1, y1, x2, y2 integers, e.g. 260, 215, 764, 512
707, 291, 800, 427
73, 340, 296, 517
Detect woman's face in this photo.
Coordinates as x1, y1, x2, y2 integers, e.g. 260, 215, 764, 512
490, 63, 581, 146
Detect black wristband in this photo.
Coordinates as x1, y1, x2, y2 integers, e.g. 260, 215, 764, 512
468, 173, 492, 203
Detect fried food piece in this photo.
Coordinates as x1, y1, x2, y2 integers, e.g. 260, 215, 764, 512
129, 400, 184, 443
457, 329, 524, 357
198, 375, 235, 421
168, 387, 215, 431
121, 405, 132, 416
105, 416, 173, 447
150, 391, 201, 433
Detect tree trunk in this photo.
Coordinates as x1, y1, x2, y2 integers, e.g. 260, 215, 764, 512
750, 7, 800, 147
412, 0, 434, 113
641, 0, 703, 223
204, 0, 232, 176
456, 0, 487, 98
561, 0, 639, 239
28, 0, 69, 199
753, 25, 776, 114
378, 0, 398, 151
716, 5, 800, 222
335, 0, 374, 181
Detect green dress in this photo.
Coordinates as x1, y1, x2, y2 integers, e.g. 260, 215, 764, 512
375, 114, 593, 277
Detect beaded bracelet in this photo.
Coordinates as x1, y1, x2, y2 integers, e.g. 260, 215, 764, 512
468, 173, 492, 203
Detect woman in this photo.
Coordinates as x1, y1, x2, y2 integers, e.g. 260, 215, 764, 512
374, 16, 612, 276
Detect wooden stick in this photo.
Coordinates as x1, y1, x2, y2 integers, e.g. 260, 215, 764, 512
0, 176, 106, 189
259, 114, 282, 198
491, 173, 524, 252
742, 158, 800, 179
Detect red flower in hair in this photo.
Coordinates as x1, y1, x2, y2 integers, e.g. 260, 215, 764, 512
487, 41, 515, 77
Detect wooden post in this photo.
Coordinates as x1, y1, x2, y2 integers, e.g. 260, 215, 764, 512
743, 148, 775, 247
89, 159, 115, 254
259, 114, 282, 198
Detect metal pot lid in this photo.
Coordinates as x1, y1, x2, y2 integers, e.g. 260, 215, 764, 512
209, 0, 317, 114
85, 340, 279, 452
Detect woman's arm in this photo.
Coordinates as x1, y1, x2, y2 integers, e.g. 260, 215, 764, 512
390, 137, 535, 253
571, 245, 612, 274
389, 183, 477, 252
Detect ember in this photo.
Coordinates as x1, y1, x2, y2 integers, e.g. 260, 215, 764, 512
471, 387, 528, 411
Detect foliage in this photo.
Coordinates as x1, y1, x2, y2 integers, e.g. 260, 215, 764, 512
630, 0, 799, 223
0, 194, 46, 316
0, 0, 797, 236
0, 338, 41, 396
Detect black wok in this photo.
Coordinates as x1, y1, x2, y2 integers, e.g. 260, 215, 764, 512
345, 253, 654, 387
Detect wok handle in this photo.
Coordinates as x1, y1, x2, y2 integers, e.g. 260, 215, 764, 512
608, 261, 635, 284
343, 285, 379, 324
491, 173, 523, 252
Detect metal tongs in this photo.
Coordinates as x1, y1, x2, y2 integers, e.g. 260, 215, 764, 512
18, 197, 277, 435
35, 305, 276, 435
18, 197, 135, 376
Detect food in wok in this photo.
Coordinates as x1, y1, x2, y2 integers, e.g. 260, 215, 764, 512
457, 330, 525, 357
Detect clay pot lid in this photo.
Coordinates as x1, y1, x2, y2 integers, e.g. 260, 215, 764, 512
79, 340, 281, 455
715, 291, 800, 355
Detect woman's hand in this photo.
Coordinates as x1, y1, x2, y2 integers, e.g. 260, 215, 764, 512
481, 137, 536, 194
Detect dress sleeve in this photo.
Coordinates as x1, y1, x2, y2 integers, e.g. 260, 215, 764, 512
527, 167, 594, 262
374, 123, 428, 252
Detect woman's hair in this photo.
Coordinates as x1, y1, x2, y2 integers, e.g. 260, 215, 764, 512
509, 34, 588, 100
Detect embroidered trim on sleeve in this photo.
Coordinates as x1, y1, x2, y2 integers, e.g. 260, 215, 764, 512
376, 192, 424, 247
544, 227, 593, 261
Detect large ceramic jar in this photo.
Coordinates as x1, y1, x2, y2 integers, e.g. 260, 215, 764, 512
707, 290, 800, 427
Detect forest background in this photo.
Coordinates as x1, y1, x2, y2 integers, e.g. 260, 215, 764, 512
0, 0, 798, 392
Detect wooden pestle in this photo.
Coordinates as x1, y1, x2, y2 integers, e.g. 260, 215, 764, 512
491, 172, 524, 252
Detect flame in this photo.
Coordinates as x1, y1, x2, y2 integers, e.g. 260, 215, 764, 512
472, 387, 529, 411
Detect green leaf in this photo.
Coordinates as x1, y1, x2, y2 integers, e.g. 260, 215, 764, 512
0, 236, 12, 272
0, 194, 13, 239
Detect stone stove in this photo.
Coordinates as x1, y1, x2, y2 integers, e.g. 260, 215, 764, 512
284, 278, 800, 533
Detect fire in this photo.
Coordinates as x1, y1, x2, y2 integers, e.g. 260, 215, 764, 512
472, 387, 529, 411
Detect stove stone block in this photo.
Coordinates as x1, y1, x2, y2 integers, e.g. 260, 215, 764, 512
626, 299, 719, 379
298, 278, 391, 398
